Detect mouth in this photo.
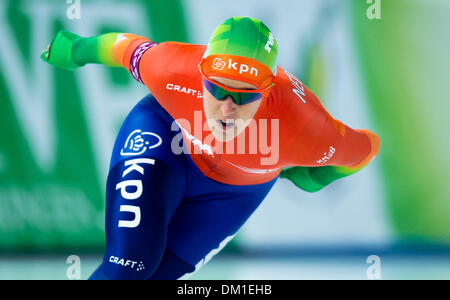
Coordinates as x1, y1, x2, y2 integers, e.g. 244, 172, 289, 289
216, 119, 236, 131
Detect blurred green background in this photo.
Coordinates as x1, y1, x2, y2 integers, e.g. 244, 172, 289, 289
0, 0, 449, 279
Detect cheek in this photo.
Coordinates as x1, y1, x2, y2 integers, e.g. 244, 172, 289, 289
238, 100, 261, 120
203, 91, 220, 119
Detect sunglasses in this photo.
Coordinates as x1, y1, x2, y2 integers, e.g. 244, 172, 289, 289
202, 79, 265, 105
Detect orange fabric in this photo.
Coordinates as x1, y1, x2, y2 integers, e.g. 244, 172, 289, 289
112, 34, 147, 67
119, 37, 152, 72
348, 129, 380, 169
199, 54, 274, 89
118, 40, 379, 186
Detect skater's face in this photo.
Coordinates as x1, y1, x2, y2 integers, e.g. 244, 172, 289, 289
203, 76, 261, 142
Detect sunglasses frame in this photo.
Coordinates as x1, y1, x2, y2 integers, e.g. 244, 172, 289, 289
203, 79, 266, 105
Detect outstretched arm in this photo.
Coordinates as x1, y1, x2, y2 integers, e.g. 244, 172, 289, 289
281, 115, 380, 192
280, 71, 380, 193
41, 30, 152, 70
281, 139, 379, 193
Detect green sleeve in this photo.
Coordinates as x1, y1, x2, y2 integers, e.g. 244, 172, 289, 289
41, 30, 122, 69
71, 32, 122, 67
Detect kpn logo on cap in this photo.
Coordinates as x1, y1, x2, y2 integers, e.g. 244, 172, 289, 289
212, 58, 226, 71
200, 16, 278, 89
211, 56, 259, 77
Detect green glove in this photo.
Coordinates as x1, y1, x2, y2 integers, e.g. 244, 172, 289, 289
281, 165, 363, 193
41, 30, 82, 70
280, 167, 325, 193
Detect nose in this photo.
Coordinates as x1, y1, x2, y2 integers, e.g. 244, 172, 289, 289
219, 96, 235, 118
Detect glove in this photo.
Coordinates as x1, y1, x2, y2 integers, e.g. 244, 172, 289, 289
41, 30, 82, 70
280, 167, 325, 193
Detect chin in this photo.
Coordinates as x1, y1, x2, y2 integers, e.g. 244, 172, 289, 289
212, 127, 238, 142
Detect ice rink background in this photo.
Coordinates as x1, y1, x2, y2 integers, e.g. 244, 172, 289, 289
2, 254, 450, 280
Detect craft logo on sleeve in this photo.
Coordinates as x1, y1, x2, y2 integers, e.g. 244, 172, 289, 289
166, 83, 203, 98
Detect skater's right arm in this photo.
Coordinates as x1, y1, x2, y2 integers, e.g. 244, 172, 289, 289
41, 30, 155, 74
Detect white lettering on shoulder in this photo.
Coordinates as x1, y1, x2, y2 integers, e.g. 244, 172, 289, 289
286, 72, 306, 104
